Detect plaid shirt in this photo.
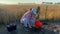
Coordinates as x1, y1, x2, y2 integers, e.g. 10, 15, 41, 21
20, 11, 32, 23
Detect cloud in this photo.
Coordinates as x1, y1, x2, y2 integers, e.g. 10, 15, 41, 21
0, 0, 41, 4
42, 0, 60, 3
0, 0, 60, 4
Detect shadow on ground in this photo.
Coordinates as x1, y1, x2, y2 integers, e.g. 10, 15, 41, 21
0, 23, 59, 34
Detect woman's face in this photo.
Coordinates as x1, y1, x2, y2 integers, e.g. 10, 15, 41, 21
31, 14, 35, 18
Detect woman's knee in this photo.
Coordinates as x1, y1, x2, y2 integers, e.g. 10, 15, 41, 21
23, 18, 28, 27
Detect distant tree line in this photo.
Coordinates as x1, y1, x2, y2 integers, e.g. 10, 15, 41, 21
42, 2, 53, 4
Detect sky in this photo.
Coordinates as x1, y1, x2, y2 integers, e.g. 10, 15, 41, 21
0, 0, 60, 4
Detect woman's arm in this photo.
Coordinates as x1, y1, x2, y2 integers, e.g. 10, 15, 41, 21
27, 19, 32, 28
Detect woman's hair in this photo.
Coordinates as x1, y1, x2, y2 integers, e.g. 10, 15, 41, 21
37, 6, 40, 9
30, 8, 32, 10
37, 6, 40, 11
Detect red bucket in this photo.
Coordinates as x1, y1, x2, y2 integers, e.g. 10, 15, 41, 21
34, 20, 43, 28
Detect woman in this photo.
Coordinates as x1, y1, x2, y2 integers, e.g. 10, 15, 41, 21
20, 8, 36, 31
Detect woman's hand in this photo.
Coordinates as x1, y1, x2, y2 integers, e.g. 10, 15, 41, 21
29, 26, 32, 28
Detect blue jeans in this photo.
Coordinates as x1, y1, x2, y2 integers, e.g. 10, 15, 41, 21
21, 18, 35, 27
